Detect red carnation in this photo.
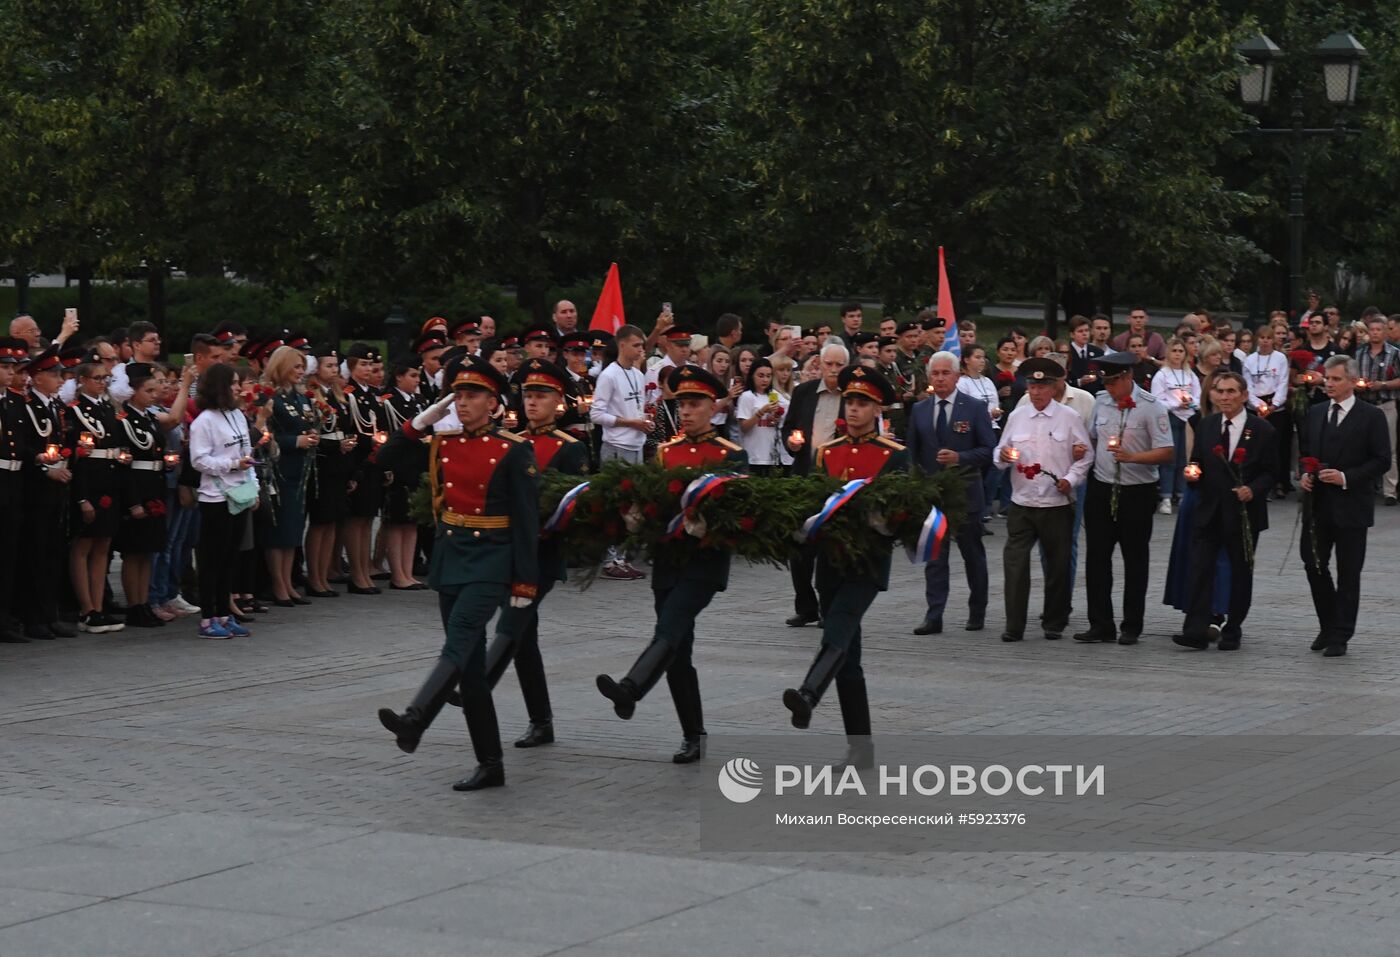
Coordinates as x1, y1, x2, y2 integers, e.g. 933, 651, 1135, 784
619, 478, 634, 493
1299, 456, 1321, 475
996, 372, 1015, 386
1232, 447, 1246, 465
60, 448, 72, 458
1212, 444, 1225, 459
711, 485, 725, 498
835, 418, 847, 433
739, 516, 756, 531
891, 510, 909, 524
667, 479, 684, 495
1288, 349, 1316, 370
98, 495, 112, 509
643, 503, 659, 518
1116, 395, 1136, 410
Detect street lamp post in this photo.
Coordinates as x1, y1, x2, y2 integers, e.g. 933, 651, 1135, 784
1237, 31, 1366, 316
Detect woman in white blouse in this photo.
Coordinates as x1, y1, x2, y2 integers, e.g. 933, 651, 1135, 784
956, 345, 1000, 425
735, 357, 789, 475
1150, 337, 1199, 514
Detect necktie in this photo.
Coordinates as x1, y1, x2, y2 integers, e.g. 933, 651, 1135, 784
935, 399, 949, 446
1330, 403, 1342, 430
1222, 418, 1232, 458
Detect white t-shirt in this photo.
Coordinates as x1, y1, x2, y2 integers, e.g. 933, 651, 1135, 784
590, 361, 648, 450
735, 389, 790, 466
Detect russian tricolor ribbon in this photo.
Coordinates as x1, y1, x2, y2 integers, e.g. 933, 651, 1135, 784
796, 479, 871, 544
543, 481, 590, 534
907, 504, 949, 563
663, 473, 747, 539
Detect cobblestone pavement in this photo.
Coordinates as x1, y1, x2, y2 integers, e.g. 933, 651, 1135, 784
3, 501, 1400, 955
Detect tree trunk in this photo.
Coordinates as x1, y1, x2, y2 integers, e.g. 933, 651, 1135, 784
74, 264, 95, 324
1096, 269, 1114, 321
1058, 278, 1097, 337
1041, 274, 1060, 342
147, 265, 167, 334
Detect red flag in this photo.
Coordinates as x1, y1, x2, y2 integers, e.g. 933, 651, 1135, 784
936, 246, 960, 356
588, 263, 625, 334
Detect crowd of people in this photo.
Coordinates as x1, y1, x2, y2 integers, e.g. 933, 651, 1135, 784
0, 296, 1392, 784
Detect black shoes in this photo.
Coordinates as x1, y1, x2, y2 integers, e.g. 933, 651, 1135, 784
1323, 644, 1347, 657
1000, 632, 1023, 642
1172, 633, 1210, 650
306, 590, 340, 599
1217, 636, 1240, 651
1043, 632, 1063, 641
452, 761, 505, 791
912, 618, 942, 636
513, 721, 554, 748
965, 615, 985, 632
48, 620, 77, 638
782, 644, 845, 730
1310, 634, 1329, 652
596, 675, 639, 719
673, 735, 707, 764
1072, 629, 1115, 643
377, 658, 461, 753
347, 584, 381, 595
1117, 632, 1140, 646
23, 624, 55, 640
785, 614, 820, 627
597, 640, 675, 720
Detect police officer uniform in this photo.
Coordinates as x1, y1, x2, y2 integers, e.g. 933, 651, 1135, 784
481, 358, 588, 748
378, 357, 539, 792
596, 365, 747, 764
0, 338, 31, 642
783, 367, 908, 763
1074, 352, 1174, 645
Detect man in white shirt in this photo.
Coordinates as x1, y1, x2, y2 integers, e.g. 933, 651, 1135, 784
108, 321, 163, 404
590, 325, 652, 580
994, 358, 1093, 642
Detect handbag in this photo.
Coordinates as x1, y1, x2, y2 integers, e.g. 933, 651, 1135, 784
214, 475, 259, 515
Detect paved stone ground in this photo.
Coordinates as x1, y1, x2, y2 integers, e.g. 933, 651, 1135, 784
3, 500, 1400, 955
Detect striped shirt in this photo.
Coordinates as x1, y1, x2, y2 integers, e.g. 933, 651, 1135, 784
1355, 343, 1400, 404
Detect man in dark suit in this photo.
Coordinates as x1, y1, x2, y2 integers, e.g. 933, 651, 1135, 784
1065, 315, 1105, 394
1298, 355, 1391, 656
780, 344, 848, 626
906, 351, 994, 633
1174, 372, 1276, 652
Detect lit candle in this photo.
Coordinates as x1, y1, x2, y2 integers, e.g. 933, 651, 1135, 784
1257, 402, 1270, 417
1184, 463, 1202, 480
1357, 378, 1369, 389
1177, 390, 1192, 405
504, 411, 519, 429
116, 450, 133, 465
1106, 435, 1120, 450
1006, 447, 1020, 462
373, 430, 388, 445
790, 430, 805, 447
164, 452, 181, 467
44, 444, 60, 462
555, 402, 566, 415
78, 432, 94, 448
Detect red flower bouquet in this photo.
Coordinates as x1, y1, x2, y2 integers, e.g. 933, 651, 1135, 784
98, 495, 112, 509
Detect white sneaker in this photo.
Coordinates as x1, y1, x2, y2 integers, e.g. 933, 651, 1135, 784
168, 595, 200, 616
1157, 499, 1173, 515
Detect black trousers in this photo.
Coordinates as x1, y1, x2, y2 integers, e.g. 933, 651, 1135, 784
790, 546, 819, 620
495, 578, 556, 723
197, 502, 240, 619
1185, 518, 1257, 640
19, 503, 64, 626
1302, 514, 1366, 645
1083, 478, 1156, 636
1268, 410, 1294, 491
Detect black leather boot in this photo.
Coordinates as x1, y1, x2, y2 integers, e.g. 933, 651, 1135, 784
484, 630, 516, 688
668, 667, 707, 764
596, 640, 675, 720
513, 721, 554, 748
837, 677, 874, 769
453, 687, 504, 791
782, 644, 845, 730
377, 657, 460, 754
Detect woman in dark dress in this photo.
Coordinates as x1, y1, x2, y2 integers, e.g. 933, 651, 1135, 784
263, 346, 318, 605
342, 343, 386, 594
115, 363, 172, 627
67, 359, 124, 634
377, 356, 428, 590
304, 349, 354, 597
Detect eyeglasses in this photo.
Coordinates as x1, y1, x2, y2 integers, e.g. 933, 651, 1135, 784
85, 375, 112, 383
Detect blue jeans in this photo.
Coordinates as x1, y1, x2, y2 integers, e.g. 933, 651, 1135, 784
152, 495, 199, 605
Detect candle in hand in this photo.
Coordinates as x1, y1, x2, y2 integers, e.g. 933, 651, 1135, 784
1357, 378, 1369, 390
1106, 435, 1120, 450
116, 450, 133, 465
164, 452, 181, 466
790, 430, 805, 447
373, 430, 388, 445
1184, 463, 1202, 480
78, 432, 94, 448
44, 444, 60, 462
1257, 402, 1270, 417
1006, 447, 1020, 462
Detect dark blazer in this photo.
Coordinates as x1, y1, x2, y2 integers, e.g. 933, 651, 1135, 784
1187, 412, 1277, 533
1299, 398, 1391, 529
1066, 344, 1105, 393
906, 390, 995, 520
781, 378, 844, 476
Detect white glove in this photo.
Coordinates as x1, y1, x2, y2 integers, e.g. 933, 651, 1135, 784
509, 596, 532, 609
412, 394, 456, 431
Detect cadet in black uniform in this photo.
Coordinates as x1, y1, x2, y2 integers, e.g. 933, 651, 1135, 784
343, 343, 387, 594
377, 356, 539, 791
114, 363, 171, 627
67, 356, 126, 634
17, 347, 78, 640
414, 332, 447, 406
304, 347, 355, 597
0, 338, 31, 642
378, 354, 429, 590
596, 366, 747, 763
